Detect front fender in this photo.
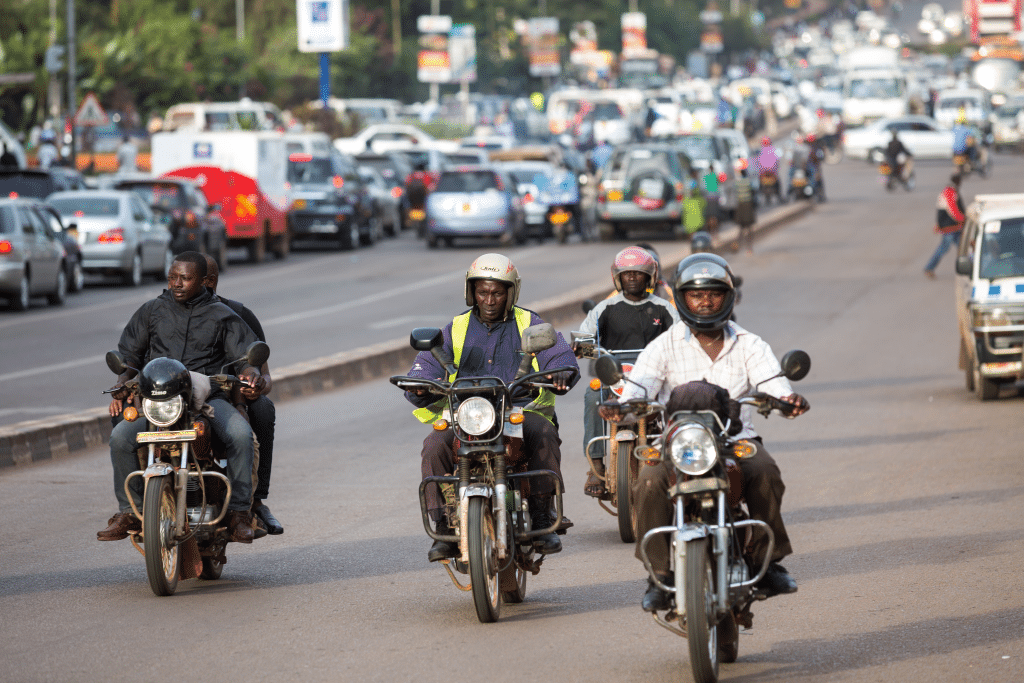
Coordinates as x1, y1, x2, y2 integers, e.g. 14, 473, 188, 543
143, 462, 174, 479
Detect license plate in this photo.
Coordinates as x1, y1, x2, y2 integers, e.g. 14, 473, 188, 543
409, 209, 426, 220
309, 223, 336, 233
137, 429, 197, 443
879, 163, 891, 175
549, 209, 570, 224
460, 202, 474, 215
954, 155, 966, 165
607, 189, 624, 202
760, 175, 775, 185
293, 199, 307, 209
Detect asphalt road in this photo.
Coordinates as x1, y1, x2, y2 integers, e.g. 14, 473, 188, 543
2, 154, 1024, 682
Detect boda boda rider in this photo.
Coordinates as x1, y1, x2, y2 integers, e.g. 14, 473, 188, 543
203, 255, 283, 536
403, 253, 580, 561
599, 254, 809, 611
98, 251, 262, 544
578, 246, 678, 499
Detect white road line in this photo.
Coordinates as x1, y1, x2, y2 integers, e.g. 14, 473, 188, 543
0, 356, 103, 382
369, 315, 447, 330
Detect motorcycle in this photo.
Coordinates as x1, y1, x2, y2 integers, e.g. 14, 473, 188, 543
104, 341, 270, 597
954, 135, 992, 178
390, 324, 579, 623
879, 154, 915, 192
405, 175, 429, 237
758, 169, 784, 206
594, 349, 810, 683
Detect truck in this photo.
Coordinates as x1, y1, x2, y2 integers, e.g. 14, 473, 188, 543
150, 130, 291, 262
963, 0, 1022, 43
840, 46, 907, 126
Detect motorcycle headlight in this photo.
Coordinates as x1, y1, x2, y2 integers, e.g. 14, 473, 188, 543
142, 395, 185, 427
456, 397, 496, 436
666, 424, 718, 475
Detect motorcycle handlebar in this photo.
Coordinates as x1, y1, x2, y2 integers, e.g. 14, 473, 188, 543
509, 366, 580, 395
741, 392, 799, 417
389, 375, 450, 395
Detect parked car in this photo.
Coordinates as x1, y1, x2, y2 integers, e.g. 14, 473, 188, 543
595, 143, 694, 240
47, 190, 173, 286
844, 115, 956, 161
0, 167, 86, 199
114, 177, 229, 268
357, 165, 402, 237
32, 201, 84, 292
0, 197, 70, 310
424, 167, 525, 248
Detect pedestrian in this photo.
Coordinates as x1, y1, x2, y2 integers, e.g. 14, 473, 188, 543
37, 130, 58, 170
733, 168, 756, 253
116, 134, 138, 173
925, 174, 966, 278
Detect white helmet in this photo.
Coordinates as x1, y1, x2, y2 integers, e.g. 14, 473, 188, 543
465, 253, 521, 316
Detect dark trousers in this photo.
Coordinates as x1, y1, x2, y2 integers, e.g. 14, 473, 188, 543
634, 440, 791, 575
249, 396, 276, 501
421, 411, 563, 519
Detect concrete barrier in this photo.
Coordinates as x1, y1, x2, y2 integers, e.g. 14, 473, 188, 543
0, 201, 813, 469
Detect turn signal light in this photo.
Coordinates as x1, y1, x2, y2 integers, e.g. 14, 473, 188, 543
123, 406, 139, 422
0, 240, 12, 254
432, 419, 449, 431
192, 420, 207, 436
589, 378, 602, 391
637, 446, 659, 463
508, 413, 525, 425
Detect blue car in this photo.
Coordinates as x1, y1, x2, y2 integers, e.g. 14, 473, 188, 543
424, 167, 525, 248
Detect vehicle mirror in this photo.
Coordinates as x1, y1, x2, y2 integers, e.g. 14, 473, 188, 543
410, 327, 444, 351
594, 354, 623, 385
105, 350, 128, 375
64, 221, 77, 232
581, 299, 596, 314
244, 341, 270, 368
521, 323, 556, 354
955, 255, 973, 276
211, 203, 222, 213
779, 350, 811, 382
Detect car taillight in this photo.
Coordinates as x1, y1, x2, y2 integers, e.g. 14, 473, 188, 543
717, 172, 727, 184
333, 175, 344, 189
675, 182, 685, 202
738, 158, 748, 171
0, 240, 12, 254
7, 192, 17, 199
523, 192, 533, 204
186, 211, 198, 227
390, 186, 403, 198
98, 228, 125, 243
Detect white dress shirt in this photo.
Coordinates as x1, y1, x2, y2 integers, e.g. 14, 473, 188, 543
617, 320, 794, 440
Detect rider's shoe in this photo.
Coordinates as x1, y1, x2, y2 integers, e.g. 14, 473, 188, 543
756, 562, 798, 597
226, 510, 254, 544
97, 511, 140, 541
428, 520, 458, 562
528, 497, 562, 554
252, 501, 284, 535
642, 578, 672, 613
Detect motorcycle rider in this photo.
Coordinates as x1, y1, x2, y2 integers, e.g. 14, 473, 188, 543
599, 254, 809, 611
884, 130, 913, 188
202, 255, 283, 535
952, 109, 979, 168
577, 247, 679, 498
98, 251, 262, 544
403, 253, 580, 561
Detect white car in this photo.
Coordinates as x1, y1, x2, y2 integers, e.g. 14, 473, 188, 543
934, 89, 991, 129
844, 116, 956, 161
333, 124, 458, 156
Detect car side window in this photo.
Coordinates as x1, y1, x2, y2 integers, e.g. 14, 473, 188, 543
16, 207, 36, 235
959, 219, 978, 261
31, 208, 58, 240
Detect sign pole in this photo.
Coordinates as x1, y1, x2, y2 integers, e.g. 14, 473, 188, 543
320, 52, 330, 107
66, 0, 76, 169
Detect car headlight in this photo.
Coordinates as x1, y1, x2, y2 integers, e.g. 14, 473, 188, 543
456, 397, 496, 436
142, 395, 185, 427
666, 424, 718, 475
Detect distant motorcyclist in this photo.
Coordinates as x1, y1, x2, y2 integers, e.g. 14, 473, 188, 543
577, 247, 679, 499
885, 130, 913, 188
756, 136, 780, 175
403, 254, 580, 561
952, 109, 979, 167
600, 254, 808, 611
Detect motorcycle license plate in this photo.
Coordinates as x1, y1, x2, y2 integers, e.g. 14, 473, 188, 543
954, 155, 967, 165
408, 208, 426, 221
137, 429, 197, 443
761, 175, 775, 185
879, 163, 891, 175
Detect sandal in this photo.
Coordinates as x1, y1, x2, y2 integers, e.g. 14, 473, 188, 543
584, 466, 608, 499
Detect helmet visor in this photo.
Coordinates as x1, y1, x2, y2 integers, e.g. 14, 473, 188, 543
675, 260, 734, 291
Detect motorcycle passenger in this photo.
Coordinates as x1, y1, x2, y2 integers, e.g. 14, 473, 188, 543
885, 130, 913, 187
403, 253, 580, 561
578, 247, 679, 499
804, 134, 826, 201
599, 254, 809, 611
202, 255, 283, 535
98, 252, 262, 544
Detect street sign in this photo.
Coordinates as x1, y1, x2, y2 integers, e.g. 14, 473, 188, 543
296, 0, 349, 53
74, 92, 108, 127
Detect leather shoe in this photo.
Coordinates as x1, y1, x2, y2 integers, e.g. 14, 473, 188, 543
529, 508, 562, 555
253, 503, 284, 535
756, 562, 797, 597
428, 520, 458, 562
97, 512, 140, 541
226, 510, 254, 544
642, 578, 671, 613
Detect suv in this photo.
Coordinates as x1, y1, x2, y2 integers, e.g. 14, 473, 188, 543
0, 167, 86, 199
595, 143, 693, 239
954, 193, 1024, 399
114, 177, 228, 268
287, 149, 377, 250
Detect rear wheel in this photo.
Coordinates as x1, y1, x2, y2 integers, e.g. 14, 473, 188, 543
10, 271, 30, 311
974, 360, 1000, 400
616, 441, 637, 543
69, 261, 85, 292
143, 475, 180, 596
123, 252, 143, 287
683, 538, 718, 683
361, 214, 382, 246
47, 268, 67, 306
341, 221, 360, 251
248, 233, 266, 263
468, 496, 501, 623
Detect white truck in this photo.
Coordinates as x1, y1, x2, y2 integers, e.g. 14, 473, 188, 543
150, 130, 291, 262
841, 46, 908, 126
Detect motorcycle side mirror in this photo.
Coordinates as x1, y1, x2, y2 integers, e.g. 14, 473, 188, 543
594, 354, 623, 385
581, 299, 596, 314
779, 350, 811, 382
105, 350, 128, 375
410, 327, 444, 352
521, 323, 556, 354
955, 255, 973, 276
245, 341, 270, 368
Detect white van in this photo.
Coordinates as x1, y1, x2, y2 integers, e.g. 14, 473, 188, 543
842, 68, 908, 126
162, 100, 285, 132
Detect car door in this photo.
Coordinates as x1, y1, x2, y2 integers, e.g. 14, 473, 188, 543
18, 205, 60, 293
956, 216, 981, 345
131, 194, 163, 270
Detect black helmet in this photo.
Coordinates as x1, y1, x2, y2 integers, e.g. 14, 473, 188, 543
673, 253, 736, 331
139, 357, 192, 400
690, 230, 713, 254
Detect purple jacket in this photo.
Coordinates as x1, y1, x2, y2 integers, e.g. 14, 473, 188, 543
404, 307, 579, 408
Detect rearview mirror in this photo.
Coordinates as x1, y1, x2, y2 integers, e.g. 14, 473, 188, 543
105, 350, 128, 375
410, 327, 444, 352
594, 354, 623, 386
955, 255, 973, 276
521, 323, 556, 354
581, 299, 596, 314
245, 341, 270, 368
779, 350, 811, 382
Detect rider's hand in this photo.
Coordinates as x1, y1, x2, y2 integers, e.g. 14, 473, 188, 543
238, 371, 266, 400
545, 371, 572, 392
778, 393, 810, 417
109, 397, 124, 417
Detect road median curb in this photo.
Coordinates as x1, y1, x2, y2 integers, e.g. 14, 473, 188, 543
0, 202, 813, 469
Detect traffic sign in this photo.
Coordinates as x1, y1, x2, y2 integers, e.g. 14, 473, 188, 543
75, 93, 108, 127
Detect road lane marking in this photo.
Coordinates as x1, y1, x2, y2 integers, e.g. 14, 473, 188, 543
369, 315, 448, 330
0, 355, 104, 382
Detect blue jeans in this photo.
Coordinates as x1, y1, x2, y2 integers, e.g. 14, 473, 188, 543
583, 385, 608, 462
925, 231, 961, 272
110, 397, 254, 513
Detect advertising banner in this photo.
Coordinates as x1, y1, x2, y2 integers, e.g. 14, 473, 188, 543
449, 24, 477, 82
621, 12, 648, 55
528, 17, 561, 77
296, 0, 349, 53
418, 15, 452, 83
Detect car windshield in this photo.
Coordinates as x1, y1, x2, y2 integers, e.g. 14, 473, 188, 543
996, 104, 1024, 117
848, 78, 902, 99
610, 149, 676, 179
590, 102, 624, 120
675, 136, 716, 160
122, 184, 184, 209
435, 171, 499, 192
287, 158, 334, 184
49, 197, 120, 217
509, 169, 551, 188
937, 97, 981, 110
0, 173, 50, 199
980, 218, 1024, 279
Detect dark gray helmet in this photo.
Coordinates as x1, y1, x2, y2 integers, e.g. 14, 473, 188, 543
673, 253, 736, 331
690, 230, 713, 254
139, 357, 192, 400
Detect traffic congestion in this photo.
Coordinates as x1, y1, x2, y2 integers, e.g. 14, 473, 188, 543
3, 1, 1024, 682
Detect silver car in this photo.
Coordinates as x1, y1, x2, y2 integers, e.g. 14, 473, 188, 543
424, 167, 525, 248
0, 198, 69, 311
47, 190, 173, 287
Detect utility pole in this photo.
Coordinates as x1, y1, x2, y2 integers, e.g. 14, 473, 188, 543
237, 0, 246, 98
430, 0, 440, 104
66, 0, 76, 169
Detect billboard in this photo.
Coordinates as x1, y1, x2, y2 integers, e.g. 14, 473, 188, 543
528, 17, 561, 77
296, 0, 349, 53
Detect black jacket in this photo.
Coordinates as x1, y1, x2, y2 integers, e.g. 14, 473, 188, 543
117, 289, 259, 379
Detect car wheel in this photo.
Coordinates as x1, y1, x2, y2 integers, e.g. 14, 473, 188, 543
426, 232, 439, 249
69, 260, 84, 292
159, 247, 174, 281
124, 252, 143, 287
47, 267, 67, 306
10, 271, 30, 311
361, 214, 382, 246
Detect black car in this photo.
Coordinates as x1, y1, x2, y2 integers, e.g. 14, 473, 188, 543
288, 150, 379, 250
114, 177, 229, 269
31, 201, 85, 292
0, 167, 87, 199
354, 151, 414, 229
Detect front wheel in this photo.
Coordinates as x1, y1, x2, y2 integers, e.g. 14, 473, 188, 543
683, 538, 718, 683
143, 474, 180, 596
200, 555, 224, 580
616, 441, 637, 543
468, 496, 501, 623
